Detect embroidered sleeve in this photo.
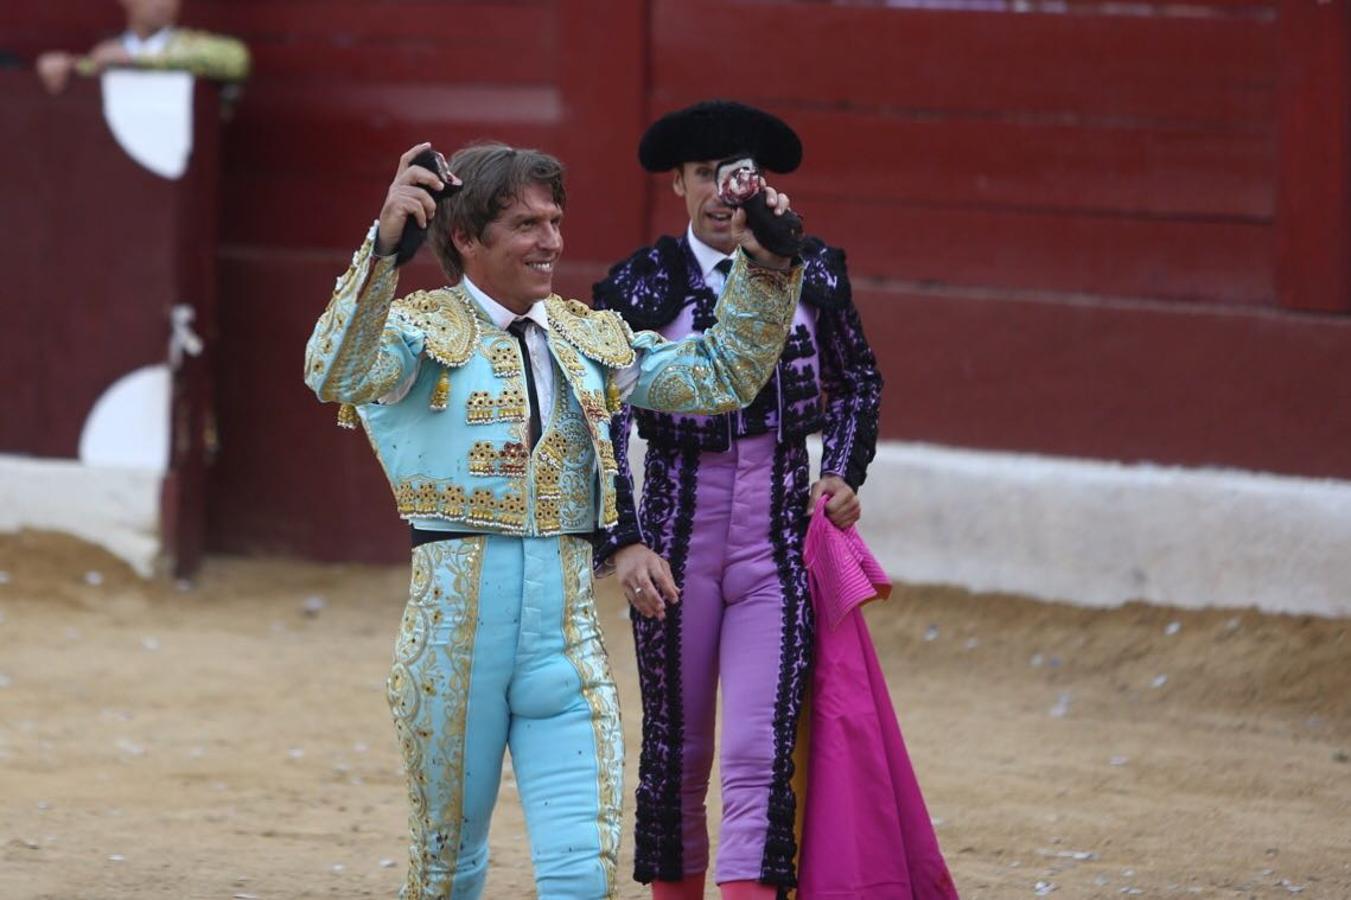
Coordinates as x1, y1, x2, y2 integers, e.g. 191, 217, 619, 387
303, 223, 424, 406
625, 251, 802, 415
148, 30, 250, 81
817, 262, 884, 489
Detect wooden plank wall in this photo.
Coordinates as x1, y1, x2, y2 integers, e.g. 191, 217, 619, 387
646, 0, 1351, 484
3, 0, 1348, 563
648, 0, 1279, 305
192, 0, 648, 560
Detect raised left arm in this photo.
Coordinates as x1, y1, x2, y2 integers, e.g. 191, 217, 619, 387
625, 250, 803, 415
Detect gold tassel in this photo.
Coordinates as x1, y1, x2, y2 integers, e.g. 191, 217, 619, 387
336, 403, 359, 430
430, 368, 450, 411
605, 376, 623, 414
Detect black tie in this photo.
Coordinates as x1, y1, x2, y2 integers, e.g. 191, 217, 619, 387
714, 257, 734, 280
508, 318, 542, 450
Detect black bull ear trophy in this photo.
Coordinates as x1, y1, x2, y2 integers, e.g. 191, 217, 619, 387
715, 156, 805, 259
396, 148, 463, 267
393, 149, 804, 266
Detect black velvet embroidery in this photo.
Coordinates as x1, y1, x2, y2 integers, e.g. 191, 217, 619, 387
758, 440, 814, 888
630, 444, 701, 883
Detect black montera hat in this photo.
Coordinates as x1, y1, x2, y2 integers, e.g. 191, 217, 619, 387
638, 100, 802, 174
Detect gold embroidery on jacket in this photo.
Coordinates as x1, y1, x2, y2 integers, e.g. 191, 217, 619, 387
314, 248, 402, 404
545, 297, 636, 369
468, 441, 529, 478
465, 389, 527, 424
485, 337, 522, 377
390, 287, 478, 369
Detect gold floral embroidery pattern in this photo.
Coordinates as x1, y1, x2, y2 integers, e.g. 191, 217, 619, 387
546, 329, 616, 529
468, 441, 530, 478
576, 389, 609, 425
465, 389, 527, 424
559, 536, 622, 898
533, 355, 607, 533
311, 243, 405, 404
484, 337, 522, 377
545, 297, 636, 369
641, 366, 699, 413
390, 286, 479, 369
596, 439, 618, 475
531, 374, 570, 535
550, 339, 587, 379
394, 481, 528, 532
389, 538, 484, 898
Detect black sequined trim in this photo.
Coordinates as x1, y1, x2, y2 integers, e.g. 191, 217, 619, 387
631, 445, 701, 883
798, 237, 850, 312
758, 440, 814, 887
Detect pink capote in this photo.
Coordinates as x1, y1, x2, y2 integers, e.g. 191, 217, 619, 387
797, 498, 959, 899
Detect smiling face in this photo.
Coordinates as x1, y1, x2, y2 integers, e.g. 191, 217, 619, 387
454, 182, 563, 314
674, 158, 737, 255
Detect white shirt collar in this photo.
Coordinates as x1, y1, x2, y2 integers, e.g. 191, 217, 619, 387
121, 27, 174, 57
686, 223, 735, 285
460, 276, 550, 332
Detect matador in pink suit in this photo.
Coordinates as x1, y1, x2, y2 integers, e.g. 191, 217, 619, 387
593, 101, 884, 900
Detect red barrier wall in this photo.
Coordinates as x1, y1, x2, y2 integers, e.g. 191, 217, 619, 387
3, 0, 1347, 563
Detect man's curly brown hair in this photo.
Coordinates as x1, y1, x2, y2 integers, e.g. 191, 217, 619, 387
427, 143, 567, 283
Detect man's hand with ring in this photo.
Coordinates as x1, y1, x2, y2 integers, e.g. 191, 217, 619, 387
611, 544, 679, 620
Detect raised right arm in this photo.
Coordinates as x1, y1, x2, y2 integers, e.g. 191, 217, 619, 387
303, 224, 422, 405
304, 144, 452, 405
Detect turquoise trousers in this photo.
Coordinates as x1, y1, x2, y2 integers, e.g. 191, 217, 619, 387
387, 534, 622, 899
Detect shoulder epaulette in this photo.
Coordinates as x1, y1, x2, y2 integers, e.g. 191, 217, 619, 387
545, 297, 637, 369
391, 285, 480, 368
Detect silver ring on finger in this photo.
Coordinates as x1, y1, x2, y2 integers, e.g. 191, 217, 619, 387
632, 586, 644, 596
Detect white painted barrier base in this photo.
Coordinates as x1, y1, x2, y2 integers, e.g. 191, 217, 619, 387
0, 454, 162, 577
851, 442, 1351, 618
630, 438, 1351, 618
7, 438, 1346, 616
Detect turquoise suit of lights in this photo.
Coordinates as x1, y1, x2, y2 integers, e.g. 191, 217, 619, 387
304, 224, 802, 900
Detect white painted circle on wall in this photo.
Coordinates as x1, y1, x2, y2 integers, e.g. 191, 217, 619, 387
79, 364, 172, 473
101, 69, 195, 180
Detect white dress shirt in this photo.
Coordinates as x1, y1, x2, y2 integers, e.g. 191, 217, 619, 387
687, 223, 736, 294
120, 28, 175, 59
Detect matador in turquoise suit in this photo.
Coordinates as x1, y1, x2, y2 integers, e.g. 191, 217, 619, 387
303, 142, 803, 900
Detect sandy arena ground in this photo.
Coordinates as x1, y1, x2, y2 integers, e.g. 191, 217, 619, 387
0, 530, 1348, 899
